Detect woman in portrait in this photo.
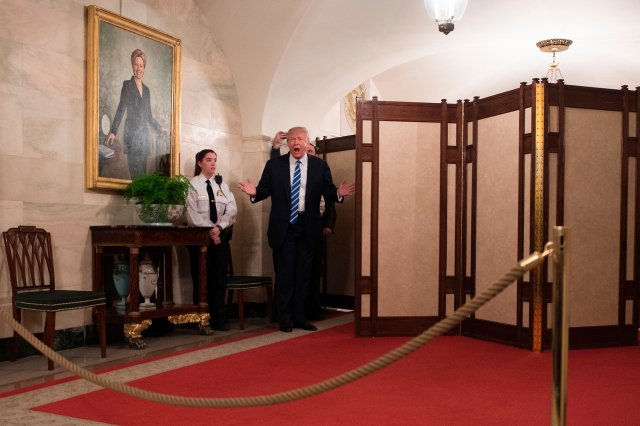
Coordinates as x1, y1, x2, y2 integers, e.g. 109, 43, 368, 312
106, 48, 167, 179
185, 149, 237, 331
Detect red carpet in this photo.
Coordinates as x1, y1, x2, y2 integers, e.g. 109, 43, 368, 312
33, 323, 640, 425
0, 327, 276, 399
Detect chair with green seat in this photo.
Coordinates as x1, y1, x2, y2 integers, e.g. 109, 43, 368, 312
225, 249, 274, 330
3, 225, 107, 370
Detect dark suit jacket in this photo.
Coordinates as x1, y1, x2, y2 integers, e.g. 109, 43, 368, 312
255, 153, 340, 250
110, 77, 161, 156
270, 147, 337, 233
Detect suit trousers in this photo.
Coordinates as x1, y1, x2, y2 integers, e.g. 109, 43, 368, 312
273, 214, 313, 326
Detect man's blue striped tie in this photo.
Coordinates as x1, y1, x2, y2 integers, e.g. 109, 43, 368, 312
290, 160, 301, 224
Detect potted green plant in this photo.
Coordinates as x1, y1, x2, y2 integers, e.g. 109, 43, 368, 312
123, 173, 191, 224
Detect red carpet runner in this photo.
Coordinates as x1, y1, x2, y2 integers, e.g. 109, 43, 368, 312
33, 323, 640, 425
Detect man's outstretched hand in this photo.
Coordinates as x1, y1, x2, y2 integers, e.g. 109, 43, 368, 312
238, 179, 257, 196
338, 181, 356, 197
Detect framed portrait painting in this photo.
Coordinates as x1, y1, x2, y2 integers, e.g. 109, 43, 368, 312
85, 6, 181, 190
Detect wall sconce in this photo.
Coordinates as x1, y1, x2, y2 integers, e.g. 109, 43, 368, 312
536, 38, 573, 82
423, 0, 468, 35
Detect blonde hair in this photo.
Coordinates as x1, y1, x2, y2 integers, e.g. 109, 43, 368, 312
287, 126, 309, 142
130, 48, 146, 67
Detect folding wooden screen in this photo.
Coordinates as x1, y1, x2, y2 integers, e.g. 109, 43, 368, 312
355, 80, 639, 350
316, 135, 357, 310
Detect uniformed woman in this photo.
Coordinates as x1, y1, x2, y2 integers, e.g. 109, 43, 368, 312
186, 149, 237, 330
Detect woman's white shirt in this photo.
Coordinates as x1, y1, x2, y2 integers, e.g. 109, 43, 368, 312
186, 174, 237, 230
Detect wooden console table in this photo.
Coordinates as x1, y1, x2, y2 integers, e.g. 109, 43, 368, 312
90, 225, 212, 348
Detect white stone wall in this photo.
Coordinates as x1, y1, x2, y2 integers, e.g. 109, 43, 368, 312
0, 0, 270, 337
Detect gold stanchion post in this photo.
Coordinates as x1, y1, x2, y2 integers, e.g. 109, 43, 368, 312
551, 226, 569, 425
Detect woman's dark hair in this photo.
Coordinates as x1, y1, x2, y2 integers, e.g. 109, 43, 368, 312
193, 149, 216, 176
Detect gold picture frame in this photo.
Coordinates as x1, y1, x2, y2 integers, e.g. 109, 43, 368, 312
342, 83, 367, 134
85, 5, 181, 190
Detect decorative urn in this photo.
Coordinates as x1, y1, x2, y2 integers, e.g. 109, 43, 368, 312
139, 255, 159, 309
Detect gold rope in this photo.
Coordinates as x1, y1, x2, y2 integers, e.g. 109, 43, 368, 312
0, 264, 527, 408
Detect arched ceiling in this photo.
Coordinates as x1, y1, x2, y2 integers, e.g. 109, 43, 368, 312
197, 0, 640, 138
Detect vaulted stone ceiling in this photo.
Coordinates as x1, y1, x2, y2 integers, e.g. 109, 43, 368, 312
197, 0, 640, 137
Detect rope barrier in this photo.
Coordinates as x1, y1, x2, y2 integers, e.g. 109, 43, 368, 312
0, 263, 530, 408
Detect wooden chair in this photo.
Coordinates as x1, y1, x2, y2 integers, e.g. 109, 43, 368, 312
225, 249, 273, 330
2, 226, 107, 370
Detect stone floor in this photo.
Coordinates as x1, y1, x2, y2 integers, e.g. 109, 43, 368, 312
1, 316, 281, 394
0, 313, 354, 424
0, 312, 353, 394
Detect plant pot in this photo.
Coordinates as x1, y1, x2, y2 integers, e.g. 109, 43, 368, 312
135, 204, 184, 226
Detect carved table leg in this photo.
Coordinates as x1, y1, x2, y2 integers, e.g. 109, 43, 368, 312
197, 313, 214, 335
124, 320, 151, 349
168, 313, 213, 335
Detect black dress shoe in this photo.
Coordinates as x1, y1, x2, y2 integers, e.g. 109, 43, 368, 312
279, 324, 293, 332
293, 322, 317, 331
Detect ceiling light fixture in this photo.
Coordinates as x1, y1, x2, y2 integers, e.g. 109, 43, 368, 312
536, 38, 573, 82
423, 0, 468, 35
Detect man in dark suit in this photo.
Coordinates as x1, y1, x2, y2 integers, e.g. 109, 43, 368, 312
270, 139, 337, 321
239, 127, 354, 332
